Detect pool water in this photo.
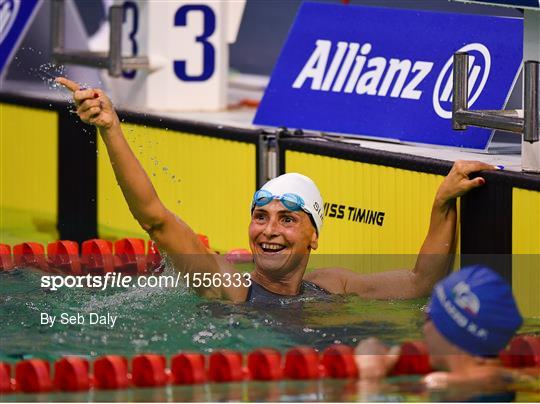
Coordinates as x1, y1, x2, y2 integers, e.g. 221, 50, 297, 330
0, 263, 427, 362
1, 262, 539, 402
1, 374, 538, 402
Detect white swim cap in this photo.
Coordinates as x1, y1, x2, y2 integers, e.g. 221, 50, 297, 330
257, 173, 324, 234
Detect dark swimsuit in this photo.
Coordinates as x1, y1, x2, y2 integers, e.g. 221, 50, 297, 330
246, 279, 330, 304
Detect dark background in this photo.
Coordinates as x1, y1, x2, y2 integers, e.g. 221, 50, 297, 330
5, 0, 522, 80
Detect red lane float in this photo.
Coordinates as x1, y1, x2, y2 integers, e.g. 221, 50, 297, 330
2, 237, 165, 274
284, 347, 321, 380
54, 357, 90, 391
247, 349, 283, 381
15, 359, 53, 393
322, 344, 358, 379
171, 353, 206, 385
391, 341, 432, 375
93, 355, 129, 390
225, 248, 253, 264
115, 238, 147, 274
132, 354, 168, 387
6, 336, 539, 396
0, 244, 13, 271
13, 242, 47, 270
501, 336, 540, 368
47, 241, 81, 275
0, 363, 12, 393
81, 239, 114, 275
208, 351, 244, 383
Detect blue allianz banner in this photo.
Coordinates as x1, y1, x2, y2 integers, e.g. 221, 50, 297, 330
0, 0, 41, 78
254, 3, 523, 150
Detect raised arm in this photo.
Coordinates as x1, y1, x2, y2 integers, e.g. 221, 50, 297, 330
56, 78, 246, 301
407, 160, 496, 296
306, 160, 496, 299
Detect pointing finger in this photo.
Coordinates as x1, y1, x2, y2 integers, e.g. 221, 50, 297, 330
55, 77, 80, 92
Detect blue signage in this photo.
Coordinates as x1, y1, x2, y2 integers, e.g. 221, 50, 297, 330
0, 0, 41, 77
453, 0, 539, 9
254, 3, 523, 150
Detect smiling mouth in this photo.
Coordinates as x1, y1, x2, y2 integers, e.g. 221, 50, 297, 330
259, 243, 286, 253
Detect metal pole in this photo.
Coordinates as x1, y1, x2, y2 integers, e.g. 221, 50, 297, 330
452, 52, 469, 130
108, 5, 123, 77
524, 61, 539, 143
50, 0, 65, 58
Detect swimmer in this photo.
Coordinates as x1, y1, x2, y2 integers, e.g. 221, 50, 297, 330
56, 77, 496, 303
354, 266, 531, 389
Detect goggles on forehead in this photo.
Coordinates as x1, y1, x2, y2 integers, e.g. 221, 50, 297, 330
251, 189, 306, 212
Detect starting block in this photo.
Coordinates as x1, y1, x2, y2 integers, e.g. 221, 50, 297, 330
104, 1, 246, 111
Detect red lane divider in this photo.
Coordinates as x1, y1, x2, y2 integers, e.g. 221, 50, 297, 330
15, 359, 53, 393
2, 237, 178, 274
115, 238, 147, 274
284, 347, 321, 380
0, 362, 12, 393
225, 248, 253, 264
81, 239, 114, 275
93, 355, 129, 390
54, 357, 90, 391
208, 351, 245, 383
13, 242, 47, 270
500, 335, 540, 368
47, 241, 81, 275
247, 349, 283, 381
391, 341, 432, 375
132, 354, 168, 387
171, 352, 206, 385
0, 244, 14, 271
322, 344, 358, 379
4, 336, 539, 395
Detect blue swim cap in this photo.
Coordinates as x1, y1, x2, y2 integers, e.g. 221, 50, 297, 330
428, 265, 522, 357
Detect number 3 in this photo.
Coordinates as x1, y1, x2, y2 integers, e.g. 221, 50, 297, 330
174, 5, 216, 82
122, 1, 138, 79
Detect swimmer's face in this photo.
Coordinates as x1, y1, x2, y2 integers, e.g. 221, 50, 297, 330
423, 320, 448, 370
424, 320, 464, 370
249, 200, 318, 274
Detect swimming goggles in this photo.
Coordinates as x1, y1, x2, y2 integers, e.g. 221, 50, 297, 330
251, 189, 306, 212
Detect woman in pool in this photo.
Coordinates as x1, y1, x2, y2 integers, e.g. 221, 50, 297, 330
57, 77, 496, 303
354, 266, 533, 388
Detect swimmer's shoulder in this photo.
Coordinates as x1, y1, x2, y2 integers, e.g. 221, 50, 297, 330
304, 267, 353, 294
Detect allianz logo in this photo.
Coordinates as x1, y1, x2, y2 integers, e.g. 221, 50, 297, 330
0, 0, 20, 44
292, 40, 491, 119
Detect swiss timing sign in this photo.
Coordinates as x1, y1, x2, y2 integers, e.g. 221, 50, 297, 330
254, 3, 523, 150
